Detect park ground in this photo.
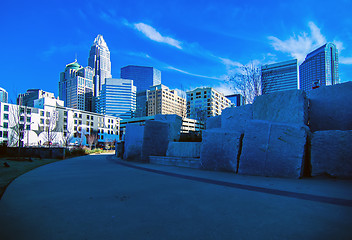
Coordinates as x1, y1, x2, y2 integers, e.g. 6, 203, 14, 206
0, 154, 352, 239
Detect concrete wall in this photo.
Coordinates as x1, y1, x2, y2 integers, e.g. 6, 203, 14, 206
123, 124, 145, 161
253, 89, 308, 125
141, 120, 170, 163
206, 115, 221, 129
238, 120, 308, 178
308, 82, 352, 132
311, 130, 352, 178
166, 142, 201, 158
200, 129, 242, 172
221, 105, 253, 133
155, 114, 182, 142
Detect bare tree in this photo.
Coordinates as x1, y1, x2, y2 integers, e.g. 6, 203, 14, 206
44, 110, 59, 148
8, 104, 26, 147
61, 122, 74, 148
228, 62, 262, 104
86, 131, 98, 149
194, 107, 208, 123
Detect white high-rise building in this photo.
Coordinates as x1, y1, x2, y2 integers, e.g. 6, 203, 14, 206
0, 87, 8, 103
88, 34, 112, 98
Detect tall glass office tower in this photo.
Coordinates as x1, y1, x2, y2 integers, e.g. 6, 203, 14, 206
120, 65, 161, 92
120, 65, 161, 117
97, 78, 136, 119
88, 34, 112, 97
261, 59, 298, 94
299, 43, 339, 92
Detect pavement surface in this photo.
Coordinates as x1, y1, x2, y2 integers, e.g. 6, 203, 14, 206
0, 154, 352, 240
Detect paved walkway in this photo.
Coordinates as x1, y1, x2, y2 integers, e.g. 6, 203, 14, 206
0, 154, 352, 239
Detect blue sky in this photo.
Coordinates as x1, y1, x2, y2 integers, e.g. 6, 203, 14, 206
1, 0, 352, 101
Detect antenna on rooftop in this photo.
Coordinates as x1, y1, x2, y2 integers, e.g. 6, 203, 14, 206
75, 53, 77, 62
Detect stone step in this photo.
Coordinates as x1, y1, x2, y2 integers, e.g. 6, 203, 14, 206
149, 156, 200, 169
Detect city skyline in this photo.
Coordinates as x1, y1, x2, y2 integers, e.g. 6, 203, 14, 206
1, 0, 352, 101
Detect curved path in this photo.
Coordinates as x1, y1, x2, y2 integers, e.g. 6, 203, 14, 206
0, 154, 352, 239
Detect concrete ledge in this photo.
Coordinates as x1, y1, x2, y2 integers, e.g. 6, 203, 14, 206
149, 156, 200, 169
166, 142, 201, 158
206, 115, 221, 129
311, 130, 352, 178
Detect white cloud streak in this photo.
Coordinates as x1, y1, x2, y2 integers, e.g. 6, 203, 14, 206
166, 66, 223, 80
268, 22, 326, 63
133, 23, 182, 49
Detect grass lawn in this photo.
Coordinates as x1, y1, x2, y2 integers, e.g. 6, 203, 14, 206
0, 157, 65, 199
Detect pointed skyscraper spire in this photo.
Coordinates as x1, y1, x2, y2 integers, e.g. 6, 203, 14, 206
88, 34, 112, 101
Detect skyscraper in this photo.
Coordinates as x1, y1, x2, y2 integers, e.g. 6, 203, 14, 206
261, 59, 298, 94
120, 65, 161, 92
121, 65, 161, 117
59, 60, 94, 111
0, 87, 8, 103
97, 78, 136, 119
299, 43, 339, 92
88, 34, 112, 97
17, 89, 55, 107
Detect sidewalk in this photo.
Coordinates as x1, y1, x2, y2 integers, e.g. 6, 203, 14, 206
0, 154, 351, 239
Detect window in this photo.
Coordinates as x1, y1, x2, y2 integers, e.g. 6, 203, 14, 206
20, 116, 24, 122
64, 111, 67, 117
91, 116, 93, 120
0, 131, 2, 137
40, 111, 44, 116
4, 105, 9, 111
79, 114, 82, 118
74, 113, 77, 118
46, 112, 50, 117
26, 125, 30, 130
27, 117, 31, 122
79, 120, 82, 125
46, 119, 49, 124
27, 108, 31, 114
74, 120, 77, 124
4, 113, 8, 120
40, 119, 44, 124
3, 131, 8, 138
87, 115, 90, 119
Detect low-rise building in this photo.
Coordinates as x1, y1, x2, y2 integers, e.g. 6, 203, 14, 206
147, 84, 186, 118
0, 99, 120, 147
187, 87, 231, 121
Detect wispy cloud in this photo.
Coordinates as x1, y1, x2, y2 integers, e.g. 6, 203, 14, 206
268, 22, 326, 63
340, 57, 352, 64
166, 66, 222, 80
133, 23, 182, 49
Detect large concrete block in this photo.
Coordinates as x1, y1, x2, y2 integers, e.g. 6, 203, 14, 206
155, 114, 182, 142
123, 124, 145, 161
308, 82, 352, 132
166, 142, 201, 158
206, 115, 221, 129
221, 105, 253, 133
200, 129, 243, 172
311, 130, 352, 178
239, 120, 309, 178
141, 120, 170, 163
253, 90, 308, 125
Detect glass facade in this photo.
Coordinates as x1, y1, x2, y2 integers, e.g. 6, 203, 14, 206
59, 61, 94, 112
261, 59, 298, 94
299, 43, 339, 92
0, 87, 8, 103
120, 65, 161, 93
97, 78, 136, 119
